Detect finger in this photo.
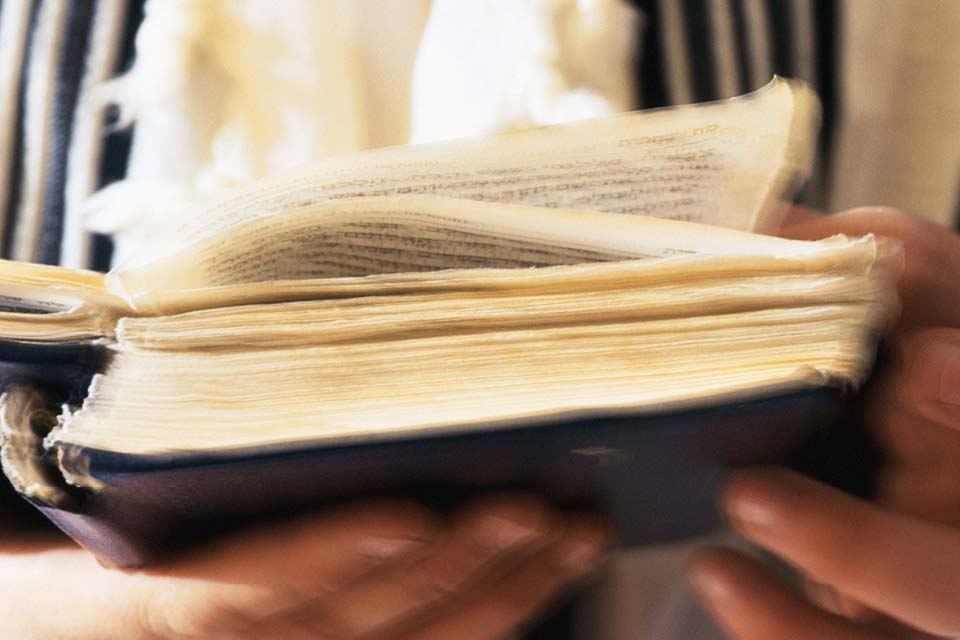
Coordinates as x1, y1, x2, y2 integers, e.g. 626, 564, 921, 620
722, 468, 960, 637
712, 557, 940, 640
310, 494, 558, 638
403, 515, 611, 640
779, 207, 960, 328
782, 205, 823, 227
877, 461, 960, 525
801, 577, 873, 620
865, 328, 960, 524
867, 389, 960, 468
875, 328, 960, 432
138, 501, 436, 638
689, 548, 895, 640
174, 500, 436, 579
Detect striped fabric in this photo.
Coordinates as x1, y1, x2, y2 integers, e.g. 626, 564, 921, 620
630, 0, 839, 207
0, 0, 955, 274
0, 0, 141, 271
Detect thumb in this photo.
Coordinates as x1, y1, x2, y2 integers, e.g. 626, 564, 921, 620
780, 207, 960, 329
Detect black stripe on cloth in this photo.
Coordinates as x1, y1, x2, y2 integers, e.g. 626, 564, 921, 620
115, 0, 143, 83
13, 0, 72, 262
2, 0, 39, 259
682, 0, 718, 102
730, 1, 754, 94
739, 0, 775, 91
90, 0, 144, 272
765, 0, 794, 77
810, 0, 839, 209
61, 0, 129, 269
36, 0, 95, 265
787, 0, 816, 85
657, 0, 696, 105
629, 0, 671, 108
707, 0, 745, 99
953, 173, 960, 231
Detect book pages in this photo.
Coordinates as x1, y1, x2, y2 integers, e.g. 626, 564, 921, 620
110, 79, 819, 283
52, 234, 901, 455
55, 309, 879, 454
109, 194, 845, 311
117, 226, 892, 316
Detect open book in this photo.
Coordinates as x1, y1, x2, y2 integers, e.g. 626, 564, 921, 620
0, 79, 900, 566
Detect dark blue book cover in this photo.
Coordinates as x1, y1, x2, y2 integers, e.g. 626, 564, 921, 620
0, 339, 108, 402
18, 388, 841, 568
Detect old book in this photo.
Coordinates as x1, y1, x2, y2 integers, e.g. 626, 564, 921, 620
0, 79, 900, 567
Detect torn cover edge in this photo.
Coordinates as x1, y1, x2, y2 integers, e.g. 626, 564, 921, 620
0, 384, 86, 509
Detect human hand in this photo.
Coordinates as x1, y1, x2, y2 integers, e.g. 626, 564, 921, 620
0, 494, 608, 639
688, 207, 960, 639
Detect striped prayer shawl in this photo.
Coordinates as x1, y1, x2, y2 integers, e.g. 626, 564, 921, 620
0, 0, 139, 271
631, 0, 840, 209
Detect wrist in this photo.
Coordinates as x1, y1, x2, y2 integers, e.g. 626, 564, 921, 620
0, 545, 146, 640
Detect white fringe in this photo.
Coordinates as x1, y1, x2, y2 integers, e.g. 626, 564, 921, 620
410, 0, 640, 143
83, 0, 365, 266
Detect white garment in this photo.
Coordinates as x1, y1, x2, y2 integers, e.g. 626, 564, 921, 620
84, 0, 369, 264
829, 0, 960, 225
84, 0, 638, 266
410, 0, 638, 143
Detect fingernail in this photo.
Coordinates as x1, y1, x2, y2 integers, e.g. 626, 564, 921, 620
560, 539, 605, 574
938, 343, 960, 406
474, 513, 543, 550
688, 565, 732, 607
723, 478, 781, 535
725, 496, 778, 532
357, 536, 423, 561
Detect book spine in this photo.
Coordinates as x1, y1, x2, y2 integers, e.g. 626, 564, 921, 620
0, 339, 109, 403
35, 503, 151, 567
0, 384, 87, 510
0, 384, 149, 566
